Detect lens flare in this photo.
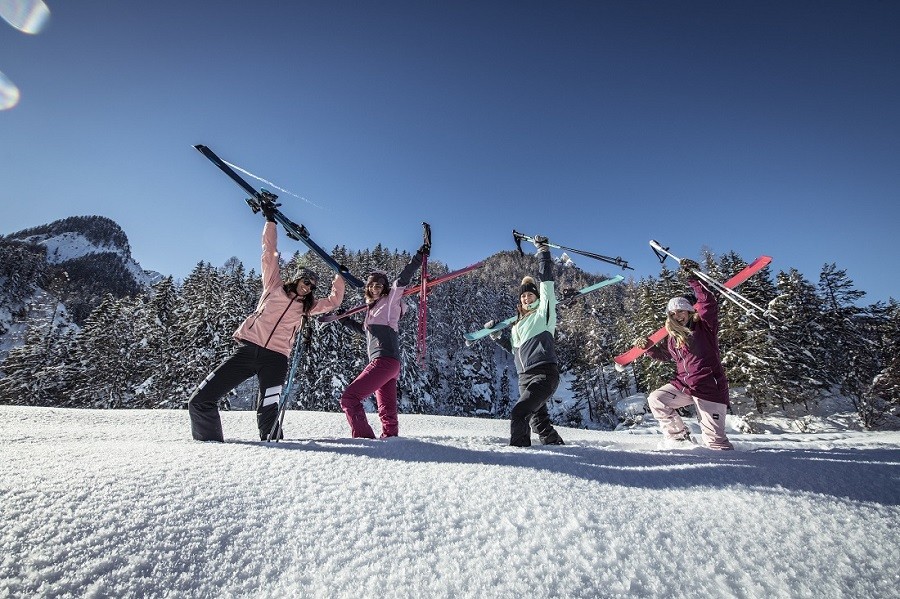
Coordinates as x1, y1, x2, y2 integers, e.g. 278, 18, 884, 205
0, 0, 50, 34
0, 71, 20, 110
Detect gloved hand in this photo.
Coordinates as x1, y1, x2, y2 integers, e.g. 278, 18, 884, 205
633, 336, 650, 350
679, 258, 700, 281
533, 235, 550, 254
485, 320, 503, 340
418, 240, 431, 257
261, 200, 278, 222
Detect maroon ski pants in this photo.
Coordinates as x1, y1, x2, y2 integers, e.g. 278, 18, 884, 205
339, 357, 401, 438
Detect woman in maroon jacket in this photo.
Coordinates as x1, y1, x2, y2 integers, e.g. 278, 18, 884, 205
188, 208, 344, 442
632, 259, 734, 450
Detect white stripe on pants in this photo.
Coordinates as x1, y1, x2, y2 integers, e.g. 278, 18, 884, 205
647, 383, 733, 450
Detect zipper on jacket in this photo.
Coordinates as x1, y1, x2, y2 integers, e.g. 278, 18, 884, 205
263, 295, 300, 348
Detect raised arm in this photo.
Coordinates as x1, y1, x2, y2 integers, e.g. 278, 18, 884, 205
396, 248, 425, 288
260, 221, 284, 293
309, 274, 346, 316
689, 278, 719, 333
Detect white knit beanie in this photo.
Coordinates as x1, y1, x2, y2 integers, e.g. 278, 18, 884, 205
666, 297, 695, 313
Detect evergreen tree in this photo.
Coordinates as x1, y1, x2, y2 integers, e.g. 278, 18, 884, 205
69, 295, 142, 408
748, 269, 827, 412
133, 277, 186, 408
168, 262, 229, 407
717, 253, 778, 391
871, 300, 900, 413
817, 263, 885, 428
630, 268, 680, 394
0, 323, 76, 405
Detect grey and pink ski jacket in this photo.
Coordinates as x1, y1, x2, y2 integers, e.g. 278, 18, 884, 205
342, 251, 424, 361
233, 222, 345, 357
645, 278, 730, 405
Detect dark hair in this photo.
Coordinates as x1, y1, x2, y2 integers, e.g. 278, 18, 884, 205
283, 281, 316, 314
365, 272, 390, 303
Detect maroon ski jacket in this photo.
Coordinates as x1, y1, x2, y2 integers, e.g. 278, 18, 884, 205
646, 278, 730, 405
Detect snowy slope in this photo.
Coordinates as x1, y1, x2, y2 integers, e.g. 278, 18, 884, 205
1, 406, 898, 599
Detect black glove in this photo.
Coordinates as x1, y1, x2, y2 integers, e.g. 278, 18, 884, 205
259, 197, 281, 223
679, 258, 700, 281
418, 241, 431, 257
260, 199, 278, 222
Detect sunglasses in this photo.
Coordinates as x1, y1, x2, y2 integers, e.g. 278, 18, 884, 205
300, 278, 316, 289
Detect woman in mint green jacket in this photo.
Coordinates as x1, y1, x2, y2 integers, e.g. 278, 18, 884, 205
489, 236, 564, 447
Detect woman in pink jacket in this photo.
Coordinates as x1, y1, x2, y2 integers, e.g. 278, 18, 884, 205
338, 240, 429, 438
188, 210, 345, 442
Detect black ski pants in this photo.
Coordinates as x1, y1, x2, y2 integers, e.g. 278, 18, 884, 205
510, 363, 563, 447
187, 341, 288, 441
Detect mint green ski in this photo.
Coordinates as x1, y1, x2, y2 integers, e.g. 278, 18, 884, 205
464, 275, 625, 343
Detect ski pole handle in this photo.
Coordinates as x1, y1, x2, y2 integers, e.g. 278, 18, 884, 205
514, 230, 561, 252
649, 239, 683, 264
512, 230, 526, 255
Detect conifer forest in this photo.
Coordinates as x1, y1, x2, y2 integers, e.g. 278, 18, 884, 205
1, 231, 898, 430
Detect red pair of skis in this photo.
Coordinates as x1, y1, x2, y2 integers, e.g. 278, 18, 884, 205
613, 254, 772, 368
318, 222, 483, 367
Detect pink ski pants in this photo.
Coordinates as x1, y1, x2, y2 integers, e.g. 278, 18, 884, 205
647, 383, 734, 450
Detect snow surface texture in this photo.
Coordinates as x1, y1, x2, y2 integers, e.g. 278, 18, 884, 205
1, 407, 898, 599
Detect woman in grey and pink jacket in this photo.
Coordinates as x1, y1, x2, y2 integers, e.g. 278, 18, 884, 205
632, 259, 733, 450
338, 240, 429, 438
188, 213, 344, 442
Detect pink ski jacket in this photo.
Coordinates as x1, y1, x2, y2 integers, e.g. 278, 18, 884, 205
233, 222, 345, 357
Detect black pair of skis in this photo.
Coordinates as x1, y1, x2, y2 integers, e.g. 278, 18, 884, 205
195, 145, 368, 441
194, 144, 365, 289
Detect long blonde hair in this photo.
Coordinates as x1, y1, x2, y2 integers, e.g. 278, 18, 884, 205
665, 313, 698, 348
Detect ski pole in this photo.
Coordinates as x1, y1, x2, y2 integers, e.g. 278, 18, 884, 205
267, 318, 309, 441
416, 222, 431, 368
650, 239, 767, 317
513, 230, 633, 271
649, 240, 771, 318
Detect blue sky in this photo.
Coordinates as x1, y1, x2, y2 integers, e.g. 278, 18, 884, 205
2, 1, 898, 303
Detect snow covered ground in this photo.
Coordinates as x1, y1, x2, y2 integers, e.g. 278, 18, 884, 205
1, 406, 898, 599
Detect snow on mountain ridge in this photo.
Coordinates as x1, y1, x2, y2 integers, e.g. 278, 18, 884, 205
21, 231, 155, 287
